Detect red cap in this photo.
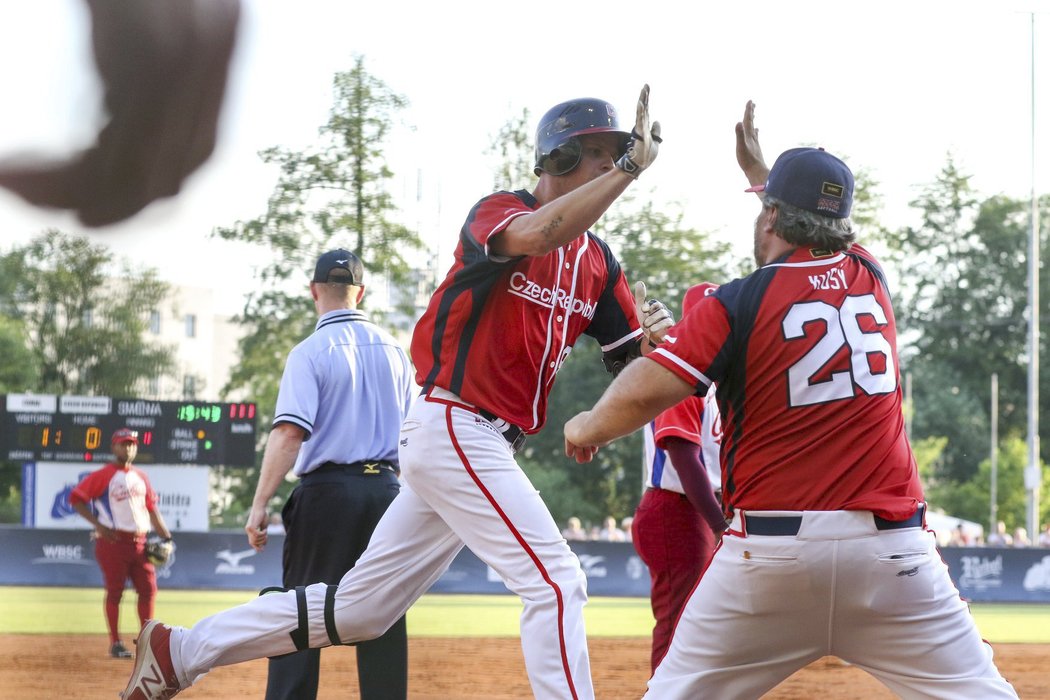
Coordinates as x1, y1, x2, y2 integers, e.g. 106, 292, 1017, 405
111, 428, 139, 446
682, 282, 719, 316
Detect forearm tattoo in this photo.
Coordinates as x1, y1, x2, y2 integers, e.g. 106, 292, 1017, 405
541, 216, 563, 242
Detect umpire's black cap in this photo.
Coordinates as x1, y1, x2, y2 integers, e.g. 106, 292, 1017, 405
313, 249, 364, 284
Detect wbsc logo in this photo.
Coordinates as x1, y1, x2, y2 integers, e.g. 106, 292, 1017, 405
32, 543, 92, 566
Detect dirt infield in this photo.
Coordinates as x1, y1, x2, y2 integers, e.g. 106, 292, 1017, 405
2, 635, 1046, 699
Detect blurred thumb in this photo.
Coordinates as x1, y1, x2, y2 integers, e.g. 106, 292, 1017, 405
633, 281, 647, 308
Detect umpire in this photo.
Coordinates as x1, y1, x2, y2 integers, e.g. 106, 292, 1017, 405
245, 248, 415, 700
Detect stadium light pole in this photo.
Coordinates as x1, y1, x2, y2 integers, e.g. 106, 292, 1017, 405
1025, 11, 1042, 542
991, 373, 999, 535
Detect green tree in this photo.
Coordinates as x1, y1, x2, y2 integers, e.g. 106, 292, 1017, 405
0, 316, 39, 392
0, 231, 176, 523
486, 106, 534, 193
213, 55, 424, 524
885, 158, 1041, 484
0, 230, 175, 396
926, 435, 1050, 533
215, 54, 423, 298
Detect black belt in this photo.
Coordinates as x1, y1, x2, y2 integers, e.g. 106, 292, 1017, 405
478, 408, 527, 454
742, 505, 925, 536
304, 460, 398, 479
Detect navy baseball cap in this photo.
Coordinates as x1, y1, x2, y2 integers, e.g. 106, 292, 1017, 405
313, 249, 364, 284
745, 147, 854, 219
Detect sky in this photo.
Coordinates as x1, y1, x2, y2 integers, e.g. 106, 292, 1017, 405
0, 0, 1048, 315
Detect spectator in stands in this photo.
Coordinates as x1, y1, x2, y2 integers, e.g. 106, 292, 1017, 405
620, 516, 634, 543
561, 517, 588, 541
986, 520, 1013, 547
1038, 523, 1050, 548
948, 524, 971, 547
1012, 527, 1030, 548
598, 516, 627, 542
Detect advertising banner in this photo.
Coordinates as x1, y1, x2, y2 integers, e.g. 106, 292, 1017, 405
2, 526, 1048, 602
941, 546, 1050, 603
23, 462, 211, 532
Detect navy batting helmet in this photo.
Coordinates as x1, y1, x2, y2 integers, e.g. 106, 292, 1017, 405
534, 98, 631, 176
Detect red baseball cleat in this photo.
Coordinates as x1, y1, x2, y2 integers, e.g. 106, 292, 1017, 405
120, 620, 182, 699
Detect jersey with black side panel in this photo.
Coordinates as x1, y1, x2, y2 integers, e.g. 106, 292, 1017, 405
649, 244, 922, 520
411, 189, 642, 433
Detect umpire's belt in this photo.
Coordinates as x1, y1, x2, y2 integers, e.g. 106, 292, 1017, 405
741, 504, 925, 536
303, 460, 397, 481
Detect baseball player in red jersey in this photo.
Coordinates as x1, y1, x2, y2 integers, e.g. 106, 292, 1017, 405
564, 104, 1018, 698
71, 428, 172, 659
120, 85, 668, 700
632, 282, 725, 673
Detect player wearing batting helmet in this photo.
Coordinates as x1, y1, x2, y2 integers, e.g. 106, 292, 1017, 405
70, 428, 172, 660
121, 84, 665, 700
564, 102, 1018, 699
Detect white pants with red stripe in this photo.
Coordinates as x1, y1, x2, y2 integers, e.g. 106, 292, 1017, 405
170, 392, 593, 700
644, 510, 1018, 699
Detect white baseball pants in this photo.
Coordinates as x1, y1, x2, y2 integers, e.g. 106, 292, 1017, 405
169, 391, 593, 700
644, 509, 1019, 699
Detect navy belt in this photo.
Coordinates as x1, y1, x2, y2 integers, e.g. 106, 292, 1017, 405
743, 505, 925, 536
304, 460, 397, 479
478, 408, 527, 454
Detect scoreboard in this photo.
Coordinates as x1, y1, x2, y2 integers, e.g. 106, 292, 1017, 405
1, 394, 258, 467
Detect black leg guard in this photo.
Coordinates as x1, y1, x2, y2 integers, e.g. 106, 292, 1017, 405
258, 583, 343, 651
289, 586, 309, 651
324, 584, 343, 646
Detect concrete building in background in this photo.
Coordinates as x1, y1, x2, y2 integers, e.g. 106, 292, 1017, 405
142, 284, 247, 403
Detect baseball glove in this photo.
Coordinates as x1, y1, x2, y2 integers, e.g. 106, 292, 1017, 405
145, 537, 174, 566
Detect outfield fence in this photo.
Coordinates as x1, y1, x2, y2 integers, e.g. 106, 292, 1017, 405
1, 526, 1048, 602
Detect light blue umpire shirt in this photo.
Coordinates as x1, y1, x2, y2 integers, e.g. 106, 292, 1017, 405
273, 309, 415, 476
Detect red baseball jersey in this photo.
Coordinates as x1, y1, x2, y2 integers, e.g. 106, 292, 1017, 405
649, 244, 922, 520
412, 189, 642, 432
70, 463, 159, 533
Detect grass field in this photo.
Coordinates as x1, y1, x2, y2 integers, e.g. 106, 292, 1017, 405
1, 586, 1048, 643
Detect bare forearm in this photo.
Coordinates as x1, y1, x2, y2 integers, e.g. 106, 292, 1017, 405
497, 169, 633, 257
566, 359, 693, 447
149, 510, 172, 540
252, 424, 303, 508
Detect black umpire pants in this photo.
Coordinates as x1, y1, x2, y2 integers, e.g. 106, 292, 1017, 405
265, 462, 407, 700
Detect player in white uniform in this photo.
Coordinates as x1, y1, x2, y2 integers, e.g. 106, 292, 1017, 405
565, 103, 1017, 699
120, 85, 666, 700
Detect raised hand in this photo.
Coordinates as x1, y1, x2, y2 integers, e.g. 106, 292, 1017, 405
735, 100, 769, 188
634, 281, 674, 344
616, 84, 662, 178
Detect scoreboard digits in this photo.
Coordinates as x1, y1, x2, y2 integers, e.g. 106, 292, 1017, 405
1, 394, 258, 466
